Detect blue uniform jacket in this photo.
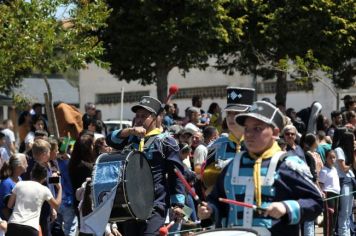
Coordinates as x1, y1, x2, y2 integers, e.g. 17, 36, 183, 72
106, 130, 186, 212
207, 152, 323, 236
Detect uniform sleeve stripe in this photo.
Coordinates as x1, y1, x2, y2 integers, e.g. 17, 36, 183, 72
110, 130, 123, 144
283, 200, 300, 224
171, 194, 185, 204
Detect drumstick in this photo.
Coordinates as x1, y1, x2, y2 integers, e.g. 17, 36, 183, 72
173, 168, 201, 204
219, 198, 266, 212
159, 221, 175, 236
164, 84, 179, 104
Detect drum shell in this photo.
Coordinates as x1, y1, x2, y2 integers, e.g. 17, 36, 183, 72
92, 150, 154, 222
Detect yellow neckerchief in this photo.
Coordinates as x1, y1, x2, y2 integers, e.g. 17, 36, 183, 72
228, 133, 244, 152
138, 128, 161, 151
249, 141, 281, 207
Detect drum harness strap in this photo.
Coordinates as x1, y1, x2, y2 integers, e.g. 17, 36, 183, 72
228, 150, 287, 234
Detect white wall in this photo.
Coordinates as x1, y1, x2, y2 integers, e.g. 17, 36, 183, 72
80, 63, 355, 121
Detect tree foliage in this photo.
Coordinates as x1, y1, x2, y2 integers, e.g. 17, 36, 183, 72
216, 0, 356, 105
0, 0, 110, 94
101, 0, 241, 102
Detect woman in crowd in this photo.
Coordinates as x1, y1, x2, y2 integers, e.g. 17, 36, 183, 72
332, 128, 355, 236
68, 133, 96, 211
0, 154, 28, 220
24, 115, 48, 153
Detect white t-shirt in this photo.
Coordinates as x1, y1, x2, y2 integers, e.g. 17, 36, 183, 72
0, 147, 10, 170
319, 166, 340, 194
1, 128, 15, 156
193, 144, 208, 166
9, 181, 53, 230
24, 131, 35, 145
335, 147, 355, 178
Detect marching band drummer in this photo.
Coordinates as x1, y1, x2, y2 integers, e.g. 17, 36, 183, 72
106, 96, 186, 236
202, 87, 255, 194
198, 101, 323, 236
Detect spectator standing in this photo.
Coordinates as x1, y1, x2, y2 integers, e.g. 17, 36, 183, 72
6, 163, 62, 236
202, 126, 219, 148
17, 111, 32, 149
24, 115, 47, 153
316, 131, 332, 163
1, 120, 16, 157
319, 149, 340, 236
286, 108, 306, 135
327, 110, 343, 139
0, 133, 10, 170
0, 154, 27, 221
82, 103, 96, 130
207, 103, 222, 133
68, 134, 96, 210
333, 128, 355, 236
163, 103, 176, 128
283, 125, 306, 162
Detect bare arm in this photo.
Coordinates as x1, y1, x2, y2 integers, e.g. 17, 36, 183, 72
7, 193, 16, 209
47, 184, 62, 211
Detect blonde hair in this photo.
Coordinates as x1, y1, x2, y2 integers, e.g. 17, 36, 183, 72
0, 153, 26, 180
32, 139, 51, 158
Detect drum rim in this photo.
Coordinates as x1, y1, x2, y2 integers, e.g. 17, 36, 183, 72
123, 150, 154, 220
195, 227, 260, 235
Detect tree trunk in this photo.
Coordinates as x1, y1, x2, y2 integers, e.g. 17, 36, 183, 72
156, 65, 170, 103
275, 70, 288, 107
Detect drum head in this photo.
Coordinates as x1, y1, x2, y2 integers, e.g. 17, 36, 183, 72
195, 228, 259, 236
124, 151, 154, 220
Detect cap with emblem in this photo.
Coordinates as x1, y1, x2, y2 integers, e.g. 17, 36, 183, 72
224, 87, 255, 112
235, 100, 284, 130
131, 96, 163, 115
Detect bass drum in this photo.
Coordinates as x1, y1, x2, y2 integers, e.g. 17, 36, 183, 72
92, 150, 154, 222
195, 228, 259, 236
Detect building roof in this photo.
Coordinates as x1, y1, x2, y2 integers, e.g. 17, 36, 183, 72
14, 77, 79, 104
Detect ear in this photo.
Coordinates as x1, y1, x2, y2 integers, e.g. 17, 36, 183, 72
272, 127, 280, 140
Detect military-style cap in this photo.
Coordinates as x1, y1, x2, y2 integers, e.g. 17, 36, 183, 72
224, 87, 255, 112
235, 101, 284, 130
131, 96, 162, 115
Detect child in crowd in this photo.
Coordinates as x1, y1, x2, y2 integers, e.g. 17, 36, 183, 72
319, 149, 340, 236
6, 163, 62, 236
0, 132, 10, 170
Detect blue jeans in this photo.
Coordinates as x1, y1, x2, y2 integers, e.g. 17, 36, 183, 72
303, 220, 315, 236
338, 182, 353, 236
58, 204, 78, 236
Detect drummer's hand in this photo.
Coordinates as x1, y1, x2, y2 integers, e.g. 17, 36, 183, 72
264, 202, 287, 219
172, 206, 185, 221
198, 201, 212, 220
130, 127, 146, 138
111, 228, 122, 236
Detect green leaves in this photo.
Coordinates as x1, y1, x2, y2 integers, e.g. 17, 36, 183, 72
0, 0, 110, 94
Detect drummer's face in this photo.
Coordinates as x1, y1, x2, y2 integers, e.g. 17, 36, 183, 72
134, 109, 155, 130
243, 117, 277, 155
226, 111, 244, 135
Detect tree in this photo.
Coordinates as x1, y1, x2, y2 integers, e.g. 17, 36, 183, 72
0, 0, 111, 94
216, 0, 356, 106
100, 0, 241, 102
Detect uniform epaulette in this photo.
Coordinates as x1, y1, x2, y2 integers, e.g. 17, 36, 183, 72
281, 155, 313, 179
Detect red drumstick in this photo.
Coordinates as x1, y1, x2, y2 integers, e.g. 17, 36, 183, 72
173, 168, 201, 203
219, 198, 266, 212
164, 84, 179, 104
159, 221, 175, 236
